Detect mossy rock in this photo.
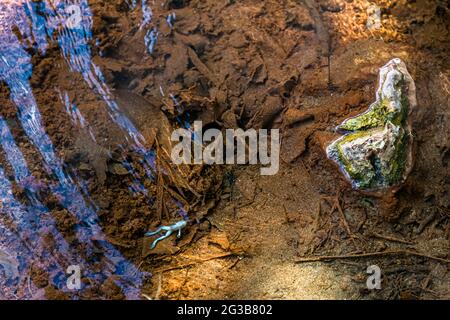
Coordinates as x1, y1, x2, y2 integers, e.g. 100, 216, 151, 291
327, 58, 416, 191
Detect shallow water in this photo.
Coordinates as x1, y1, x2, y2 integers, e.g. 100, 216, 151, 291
0, 0, 169, 299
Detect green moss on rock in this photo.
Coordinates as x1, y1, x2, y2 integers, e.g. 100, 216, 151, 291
326, 58, 415, 191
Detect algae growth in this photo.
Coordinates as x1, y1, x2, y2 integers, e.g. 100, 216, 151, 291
327, 58, 416, 190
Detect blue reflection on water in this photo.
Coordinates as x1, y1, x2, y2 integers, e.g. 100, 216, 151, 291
49, 1, 145, 147
145, 28, 159, 54
141, 0, 153, 28
0, 165, 70, 298
167, 12, 176, 29
0, 0, 159, 299
59, 90, 96, 141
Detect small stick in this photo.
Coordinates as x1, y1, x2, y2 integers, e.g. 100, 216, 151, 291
236, 199, 255, 209
187, 47, 220, 87
227, 257, 241, 270
154, 274, 162, 300
312, 201, 322, 232
282, 204, 290, 223
295, 250, 450, 265
154, 251, 243, 273
371, 232, 415, 245
331, 195, 358, 240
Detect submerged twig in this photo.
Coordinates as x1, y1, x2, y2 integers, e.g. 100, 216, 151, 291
154, 251, 244, 273
295, 250, 450, 265
322, 195, 358, 240
371, 232, 415, 245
